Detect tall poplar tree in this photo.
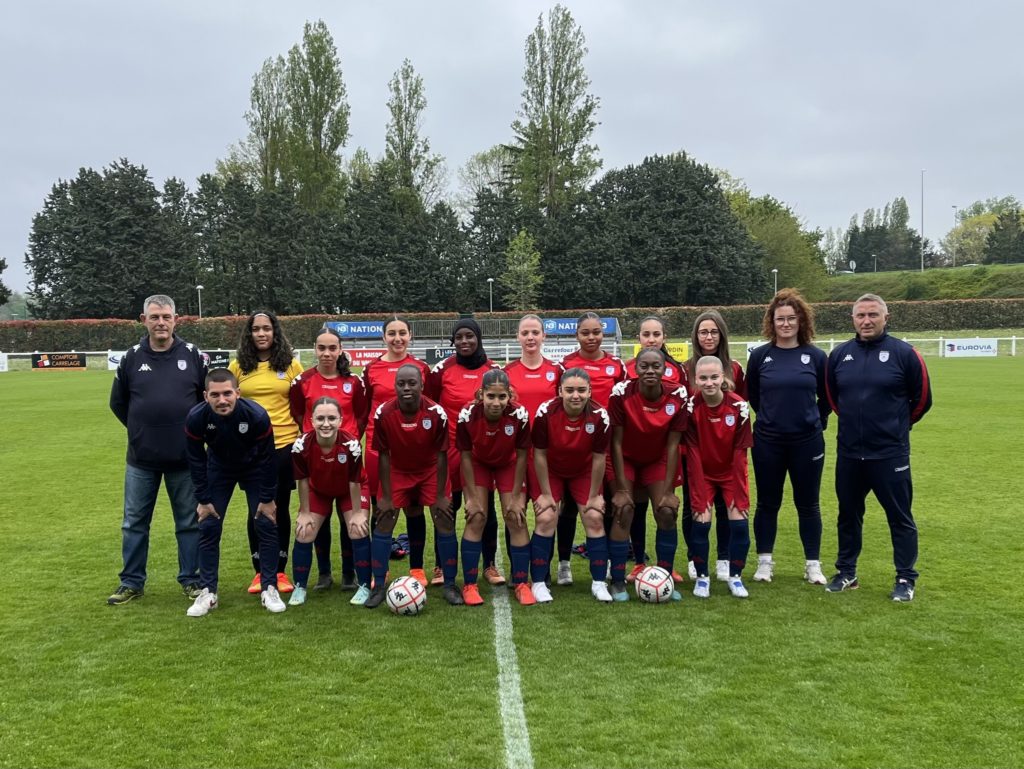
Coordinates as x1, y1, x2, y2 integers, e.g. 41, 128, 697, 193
383, 59, 445, 206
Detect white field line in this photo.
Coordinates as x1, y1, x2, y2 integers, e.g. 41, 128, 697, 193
491, 549, 534, 769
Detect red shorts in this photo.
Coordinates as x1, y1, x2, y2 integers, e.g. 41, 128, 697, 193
390, 467, 450, 509
365, 448, 380, 498
467, 458, 517, 494
608, 455, 682, 488
446, 443, 463, 492
692, 477, 749, 514
527, 462, 593, 508
308, 485, 370, 517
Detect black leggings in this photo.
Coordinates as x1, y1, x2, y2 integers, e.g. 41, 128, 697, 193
247, 445, 294, 573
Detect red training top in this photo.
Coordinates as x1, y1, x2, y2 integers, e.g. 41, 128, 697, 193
607, 380, 689, 466
560, 350, 625, 410
362, 354, 431, 448
531, 398, 610, 478
503, 357, 563, 424
289, 366, 369, 438
291, 428, 364, 499
455, 401, 531, 467
371, 396, 449, 474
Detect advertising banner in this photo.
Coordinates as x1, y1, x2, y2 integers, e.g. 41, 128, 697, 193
541, 317, 619, 337
201, 350, 233, 368
108, 351, 123, 370
944, 338, 997, 357
0, 353, 7, 372
425, 347, 457, 366
325, 320, 386, 339
347, 348, 388, 367
32, 353, 87, 370
630, 342, 689, 361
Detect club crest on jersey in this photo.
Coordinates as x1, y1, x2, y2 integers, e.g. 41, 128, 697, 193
177, 360, 187, 370
338, 454, 347, 463
801, 354, 810, 365
278, 371, 286, 379
238, 422, 249, 434
546, 371, 555, 381
879, 351, 889, 362
665, 403, 676, 416
422, 418, 432, 430
605, 365, 615, 375
343, 382, 353, 393
725, 414, 735, 427
504, 424, 515, 436
585, 423, 595, 434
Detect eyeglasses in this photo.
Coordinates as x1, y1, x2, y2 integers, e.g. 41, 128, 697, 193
697, 329, 720, 338
774, 317, 798, 326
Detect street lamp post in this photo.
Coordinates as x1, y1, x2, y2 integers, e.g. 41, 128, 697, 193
486, 277, 494, 313
873, 253, 877, 272
195, 284, 204, 346
951, 205, 959, 267
771, 268, 778, 295
920, 169, 926, 272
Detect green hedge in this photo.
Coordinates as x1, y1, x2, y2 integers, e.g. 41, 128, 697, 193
2, 301, 1023, 353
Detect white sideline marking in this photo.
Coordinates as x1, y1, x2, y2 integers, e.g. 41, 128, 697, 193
491, 549, 534, 769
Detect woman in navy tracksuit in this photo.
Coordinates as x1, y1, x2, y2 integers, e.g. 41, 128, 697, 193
747, 289, 831, 585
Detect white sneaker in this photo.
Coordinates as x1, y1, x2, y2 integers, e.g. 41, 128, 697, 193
591, 581, 613, 603
693, 577, 710, 599
261, 585, 287, 613
754, 555, 774, 582
556, 560, 573, 586
728, 576, 749, 598
804, 560, 827, 585
186, 587, 218, 617
687, 560, 697, 581
288, 586, 307, 606
716, 560, 729, 582
531, 581, 554, 603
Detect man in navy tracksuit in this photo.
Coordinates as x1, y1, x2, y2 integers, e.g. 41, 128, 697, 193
184, 368, 285, 616
108, 294, 206, 605
825, 294, 932, 602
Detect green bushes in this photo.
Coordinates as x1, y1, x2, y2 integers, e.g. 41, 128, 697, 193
827, 263, 1024, 302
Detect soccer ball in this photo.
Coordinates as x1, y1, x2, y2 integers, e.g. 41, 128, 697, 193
635, 566, 674, 603
386, 575, 427, 615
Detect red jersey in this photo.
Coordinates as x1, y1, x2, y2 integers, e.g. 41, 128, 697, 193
504, 358, 563, 424
686, 391, 752, 510
291, 428, 364, 499
531, 398, 610, 478
289, 366, 369, 437
361, 354, 431, 445
681, 359, 745, 398
371, 397, 449, 474
426, 356, 501, 440
560, 351, 625, 410
455, 401, 531, 467
624, 356, 682, 383
607, 380, 689, 465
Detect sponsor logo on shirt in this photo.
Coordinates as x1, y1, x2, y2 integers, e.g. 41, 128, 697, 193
879, 351, 889, 362
843, 354, 854, 362
207, 423, 216, 431
764, 356, 773, 364
139, 364, 152, 372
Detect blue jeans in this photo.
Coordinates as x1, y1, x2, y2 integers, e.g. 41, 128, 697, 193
119, 464, 200, 590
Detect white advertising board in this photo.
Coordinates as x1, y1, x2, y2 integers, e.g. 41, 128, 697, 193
944, 338, 997, 357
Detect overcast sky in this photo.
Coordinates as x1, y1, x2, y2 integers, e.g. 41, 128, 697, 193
2, 1, 1021, 294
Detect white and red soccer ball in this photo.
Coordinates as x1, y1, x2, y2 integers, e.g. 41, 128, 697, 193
386, 575, 427, 615
634, 566, 674, 603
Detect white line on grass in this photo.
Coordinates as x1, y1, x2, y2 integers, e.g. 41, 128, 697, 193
491, 549, 534, 769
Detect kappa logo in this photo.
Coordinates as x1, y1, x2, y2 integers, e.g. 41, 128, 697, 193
238, 422, 249, 434
801, 354, 811, 365
879, 351, 890, 362
206, 423, 216, 431
138, 364, 152, 372
504, 424, 515, 436
764, 356, 773, 364
843, 354, 854, 362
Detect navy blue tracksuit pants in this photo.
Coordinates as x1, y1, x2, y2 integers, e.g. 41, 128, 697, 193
752, 433, 825, 559
199, 468, 279, 593
834, 454, 918, 582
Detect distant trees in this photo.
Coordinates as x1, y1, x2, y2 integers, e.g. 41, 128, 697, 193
0, 259, 11, 308
984, 209, 1024, 264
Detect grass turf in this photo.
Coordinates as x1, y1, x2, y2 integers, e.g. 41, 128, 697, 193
0, 358, 1021, 768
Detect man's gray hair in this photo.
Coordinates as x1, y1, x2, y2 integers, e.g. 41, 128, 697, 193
853, 293, 887, 314
142, 294, 176, 314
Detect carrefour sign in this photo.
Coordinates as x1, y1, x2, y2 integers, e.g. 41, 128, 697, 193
325, 321, 386, 339
945, 338, 997, 357
542, 317, 618, 336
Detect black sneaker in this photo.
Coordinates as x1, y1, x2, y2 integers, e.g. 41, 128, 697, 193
363, 583, 388, 609
312, 574, 333, 591
890, 579, 915, 602
107, 586, 143, 605
825, 573, 859, 592
442, 584, 465, 606
182, 582, 202, 600
339, 573, 358, 591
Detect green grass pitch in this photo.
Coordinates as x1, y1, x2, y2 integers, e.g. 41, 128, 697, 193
0, 358, 1021, 768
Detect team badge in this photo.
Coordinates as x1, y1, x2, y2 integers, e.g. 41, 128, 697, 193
504, 424, 515, 436
801, 354, 810, 365
725, 415, 735, 427
343, 382, 353, 393
605, 365, 615, 375
665, 366, 674, 378
879, 351, 889, 362
546, 371, 555, 382
339, 454, 347, 463
585, 423, 595, 434
239, 422, 249, 434
177, 360, 187, 370
666, 403, 676, 416
422, 418, 432, 430
278, 371, 286, 379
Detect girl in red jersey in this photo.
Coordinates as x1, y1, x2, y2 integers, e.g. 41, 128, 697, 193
288, 397, 370, 607
456, 370, 532, 606
426, 319, 505, 586
686, 356, 754, 599
556, 312, 625, 585
530, 369, 613, 603
361, 317, 432, 584
622, 315, 685, 586
289, 327, 369, 592
607, 348, 688, 602
367, 364, 464, 607
504, 314, 562, 421
682, 310, 744, 582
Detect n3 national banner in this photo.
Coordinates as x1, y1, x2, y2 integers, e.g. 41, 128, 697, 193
325, 320, 385, 339
945, 338, 998, 357
542, 317, 619, 336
